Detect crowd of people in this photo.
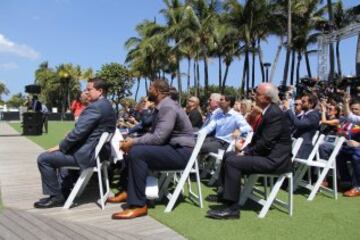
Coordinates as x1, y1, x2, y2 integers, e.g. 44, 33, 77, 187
32, 76, 360, 221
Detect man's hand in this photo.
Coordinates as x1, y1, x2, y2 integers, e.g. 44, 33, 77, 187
344, 92, 351, 104
232, 129, 241, 139
47, 145, 59, 153
120, 137, 134, 153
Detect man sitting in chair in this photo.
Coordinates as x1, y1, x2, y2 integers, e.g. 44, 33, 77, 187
206, 83, 292, 219
108, 78, 195, 220
34, 77, 116, 208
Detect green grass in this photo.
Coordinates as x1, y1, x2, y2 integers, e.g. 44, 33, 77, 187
9, 121, 360, 240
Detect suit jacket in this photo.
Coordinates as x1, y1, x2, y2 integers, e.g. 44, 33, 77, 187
59, 97, 116, 170
244, 104, 292, 173
287, 109, 320, 158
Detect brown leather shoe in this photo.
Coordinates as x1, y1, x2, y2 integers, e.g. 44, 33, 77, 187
343, 188, 360, 197
112, 205, 148, 220
107, 192, 128, 203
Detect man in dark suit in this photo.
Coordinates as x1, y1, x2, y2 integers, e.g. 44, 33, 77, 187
34, 77, 116, 208
206, 83, 292, 219
285, 93, 320, 159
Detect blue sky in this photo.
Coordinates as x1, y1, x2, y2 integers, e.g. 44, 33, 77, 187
0, 0, 359, 101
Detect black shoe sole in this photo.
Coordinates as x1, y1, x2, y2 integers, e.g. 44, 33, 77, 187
206, 214, 240, 220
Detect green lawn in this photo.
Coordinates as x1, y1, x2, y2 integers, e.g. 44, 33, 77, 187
9, 121, 360, 240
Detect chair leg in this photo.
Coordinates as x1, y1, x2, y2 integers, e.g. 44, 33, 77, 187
288, 174, 293, 216
63, 168, 93, 209
239, 175, 258, 206
307, 167, 330, 201
258, 176, 285, 218
332, 163, 338, 200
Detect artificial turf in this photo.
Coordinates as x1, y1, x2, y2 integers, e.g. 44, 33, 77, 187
9, 121, 360, 240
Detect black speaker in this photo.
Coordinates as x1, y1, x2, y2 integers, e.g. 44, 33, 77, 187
22, 112, 43, 135
25, 84, 41, 94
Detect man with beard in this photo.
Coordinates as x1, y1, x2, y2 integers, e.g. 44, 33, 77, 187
284, 93, 320, 158
108, 78, 195, 219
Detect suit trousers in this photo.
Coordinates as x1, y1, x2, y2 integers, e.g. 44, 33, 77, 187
37, 151, 78, 196
222, 152, 279, 202
125, 144, 193, 206
200, 136, 229, 154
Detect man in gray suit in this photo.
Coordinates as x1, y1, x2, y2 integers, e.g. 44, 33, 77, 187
34, 77, 116, 208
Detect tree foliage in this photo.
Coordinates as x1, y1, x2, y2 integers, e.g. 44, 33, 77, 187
96, 63, 134, 115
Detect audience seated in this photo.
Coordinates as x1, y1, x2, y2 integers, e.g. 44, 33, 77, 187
203, 93, 221, 126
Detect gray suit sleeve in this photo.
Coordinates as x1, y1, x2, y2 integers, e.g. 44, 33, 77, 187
133, 106, 176, 145
59, 104, 101, 153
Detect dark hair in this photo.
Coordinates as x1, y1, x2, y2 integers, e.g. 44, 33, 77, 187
88, 77, 108, 95
32, 95, 38, 100
75, 91, 82, 101
152, 78, 170, 95
350, 97, 360, 106
303, 93, 318, 108
169, 86, 179, 101
223, 95, 236, 108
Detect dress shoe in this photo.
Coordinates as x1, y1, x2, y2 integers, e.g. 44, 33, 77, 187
107, 192, 128, 203
34, 196, 65, 209
206, 207, 240, 220
343, 187, 360, 197
112, 205, 148, 219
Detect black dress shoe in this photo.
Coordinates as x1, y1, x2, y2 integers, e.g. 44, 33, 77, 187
206, 207, 240, 220
34, 196, 65, 209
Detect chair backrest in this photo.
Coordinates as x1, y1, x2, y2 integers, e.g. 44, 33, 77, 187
312, 130, 320, 145
95, 132, 114, 167
295, 134, 325, 163
190, 131, 208, 163
320, 136, 346, 162
291, 137, 303, 161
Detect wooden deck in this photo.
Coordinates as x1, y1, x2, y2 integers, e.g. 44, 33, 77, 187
0, 121, 184, 240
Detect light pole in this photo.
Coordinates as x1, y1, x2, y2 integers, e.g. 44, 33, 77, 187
264, 63, 271, 83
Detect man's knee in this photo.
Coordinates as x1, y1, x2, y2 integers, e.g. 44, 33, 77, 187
37, 152, 52, 167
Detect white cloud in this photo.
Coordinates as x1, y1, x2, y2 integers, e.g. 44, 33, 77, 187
0, 62, 19, 70
0, 34, 40, 60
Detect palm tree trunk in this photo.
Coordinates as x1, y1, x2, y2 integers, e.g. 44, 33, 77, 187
193, 59, 197, 96
327, 0, 335, 81
135, 77, 140, 102
257, 39, 265, 83
251, 41, 256, 88
357, 33, 360, 76
241, 55, 247, 97
203, 55, 209, 95
282, 47, 291, 86
290, 50, 295, 86
187, 57, 191, 90
296, 52, 302, 85
221, 63, 231, 94
305, 51, 312, 78
144, 77, 148, 95
246, 50, 250, 95
218, 55, 222, 88
336, 41, 342, 77
270, 37, 283, 82
176, 59, 182, 103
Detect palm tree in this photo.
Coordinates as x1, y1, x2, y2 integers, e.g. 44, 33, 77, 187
0, 81, 9, 103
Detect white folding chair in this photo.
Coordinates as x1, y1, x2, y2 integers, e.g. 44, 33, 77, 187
157, 131, 207, 213
207, 132, 254, 186
293, 134, 345, 201
63, 132, 113, 209
238, 137, 303, 218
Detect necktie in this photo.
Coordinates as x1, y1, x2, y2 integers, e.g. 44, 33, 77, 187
253, 113, 263, 131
